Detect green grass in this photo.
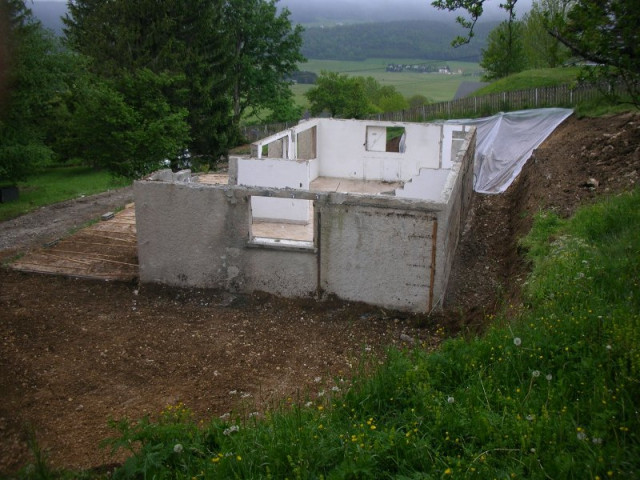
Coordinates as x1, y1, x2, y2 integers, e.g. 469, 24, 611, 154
294, 58, 483, 107
19, 188, 639, 479
472, 67, 582, 96
0, 166, 131, 222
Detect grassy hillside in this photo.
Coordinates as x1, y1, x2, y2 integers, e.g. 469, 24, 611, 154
473, 67, 582, 96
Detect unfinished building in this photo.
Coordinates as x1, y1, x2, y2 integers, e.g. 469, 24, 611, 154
134, 118, 476, 312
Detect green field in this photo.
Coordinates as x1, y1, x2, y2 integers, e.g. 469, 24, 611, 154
292, 58, 483, 108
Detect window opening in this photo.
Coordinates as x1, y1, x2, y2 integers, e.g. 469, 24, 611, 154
249, 196, 315, 250
366, 126, 406, 153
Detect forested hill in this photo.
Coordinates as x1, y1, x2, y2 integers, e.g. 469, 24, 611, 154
301, 20, 495, 61
30, 2, 494, 63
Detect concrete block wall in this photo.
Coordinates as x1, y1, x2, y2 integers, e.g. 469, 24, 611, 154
135, 121, 476, 313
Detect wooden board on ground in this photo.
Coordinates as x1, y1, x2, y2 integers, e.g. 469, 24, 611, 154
10, 204, 138, 281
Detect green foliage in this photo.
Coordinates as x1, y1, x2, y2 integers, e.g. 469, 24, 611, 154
222, 0, 305, 126
0, 3, 72, 184
304, 71, 373, 118
480, 20, 526, 80
0, 167, 130, 222
555, 0, 640, 108
305, 72, 408, 118
63, 68, 190, 179
521, 0, 571, 69
408, 94, 432, 109
433, 0, 640, 107
64, 0, 233, 165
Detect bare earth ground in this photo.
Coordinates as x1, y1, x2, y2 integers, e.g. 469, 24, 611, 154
1, 113, 639, 475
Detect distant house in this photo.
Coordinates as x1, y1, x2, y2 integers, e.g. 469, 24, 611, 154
438, 66, 451, 74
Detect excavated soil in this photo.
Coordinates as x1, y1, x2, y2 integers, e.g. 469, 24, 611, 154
1, 112, 639, 475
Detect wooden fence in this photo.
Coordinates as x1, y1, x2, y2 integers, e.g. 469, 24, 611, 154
240, 82, 617, 142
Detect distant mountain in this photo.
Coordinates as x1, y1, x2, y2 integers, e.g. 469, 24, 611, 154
29, 1, 495, 63
301, 20, 496, 62
31, 1, 67, 36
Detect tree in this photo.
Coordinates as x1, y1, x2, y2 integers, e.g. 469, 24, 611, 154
63, 68, 190, 178
480, 20, 526, 80
64, 0, 233, 164
432, 0, 520, 47
408, 94, 432, 109
305, 73, 409, 118
222, 0, 304, 127
433, 0, 640, 106
521, 0, 571, 69
551, 0, 640, 107
0, 1, 72, 185
305, 72, 372, 118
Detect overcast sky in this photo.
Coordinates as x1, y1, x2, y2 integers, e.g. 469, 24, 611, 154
281, 0, 534, 22
31, 0, 534, 22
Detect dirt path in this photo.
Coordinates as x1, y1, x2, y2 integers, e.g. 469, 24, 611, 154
1, 113, 639, 475
0, 186, 134, 258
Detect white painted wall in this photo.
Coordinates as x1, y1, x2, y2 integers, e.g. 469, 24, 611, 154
314, 119, 442, 182
237, 158, 312, 222
441, 124, 468, 169
396, 168, 452, 201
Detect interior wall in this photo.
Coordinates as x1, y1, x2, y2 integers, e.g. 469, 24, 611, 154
316, 119, 442, 181
238, 158, 311, 222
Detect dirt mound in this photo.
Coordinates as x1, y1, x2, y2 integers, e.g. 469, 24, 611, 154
1, 112, 639, 474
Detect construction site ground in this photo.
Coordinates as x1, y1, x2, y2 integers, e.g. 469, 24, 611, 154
1, 112, 639, 475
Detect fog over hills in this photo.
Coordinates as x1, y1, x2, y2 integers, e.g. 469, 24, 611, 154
30, 0, 531, 60
280, 0, 532, 24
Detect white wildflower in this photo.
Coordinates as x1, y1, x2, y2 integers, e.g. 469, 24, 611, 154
173, 444, 184, 453
532, 370, 541, 378
577, 431, 587, 441
223, 425, 240, 436
546, 373, 553, 381
447, 396, 455, 404
513, 337, 522, 347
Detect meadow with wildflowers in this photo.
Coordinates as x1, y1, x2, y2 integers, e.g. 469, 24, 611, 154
17, 189, 640, 479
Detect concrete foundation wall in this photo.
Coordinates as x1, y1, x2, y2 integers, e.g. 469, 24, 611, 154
135, 120, 476, 313
319, 203, 436, 310
135, 180, 318, 297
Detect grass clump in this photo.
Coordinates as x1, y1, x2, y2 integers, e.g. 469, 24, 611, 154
19, 189, 639, 479
0, 167, 131, 222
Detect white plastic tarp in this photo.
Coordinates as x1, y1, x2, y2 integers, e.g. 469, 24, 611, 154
447, 108, 574, 194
